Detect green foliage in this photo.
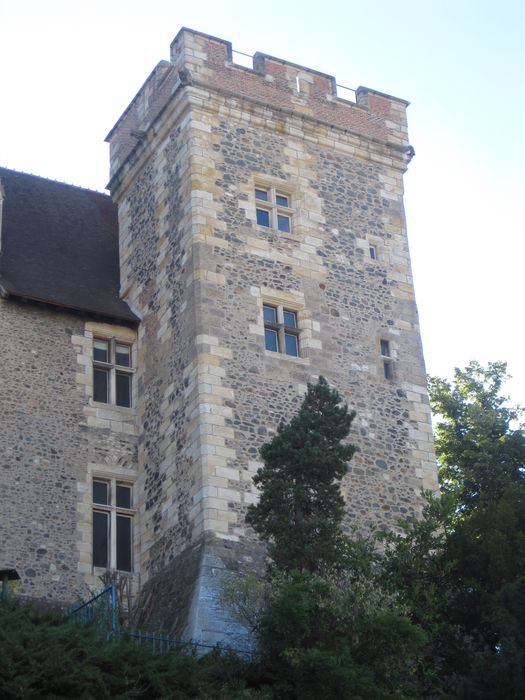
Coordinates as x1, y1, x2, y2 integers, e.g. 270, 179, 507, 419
243, 377, 427, 698
246, 376, 356, 573
381, 361, 525, 698
257, 566, 425, 700
428, 360, 525, 513
0, 599, 260, 699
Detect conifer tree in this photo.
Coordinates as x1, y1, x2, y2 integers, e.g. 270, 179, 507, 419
246, 376, 356, 573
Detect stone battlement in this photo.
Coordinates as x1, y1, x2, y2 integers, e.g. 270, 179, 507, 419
169, 28, 409, 136
107, 28, 410, 185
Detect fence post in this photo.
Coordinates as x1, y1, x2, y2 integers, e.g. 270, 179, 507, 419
111, 582, 117, 634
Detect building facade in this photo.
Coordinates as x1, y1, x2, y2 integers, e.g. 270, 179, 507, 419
0, 28, 436, 645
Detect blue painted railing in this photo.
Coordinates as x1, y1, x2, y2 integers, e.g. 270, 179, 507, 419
69, 584, 250, 657
69, 584, 118, 636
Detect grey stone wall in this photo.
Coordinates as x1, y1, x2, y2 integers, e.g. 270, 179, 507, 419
0, 298, 137, 602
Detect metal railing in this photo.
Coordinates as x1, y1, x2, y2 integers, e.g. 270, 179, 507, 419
69, 584, 117, 636
69, 584, 252, 658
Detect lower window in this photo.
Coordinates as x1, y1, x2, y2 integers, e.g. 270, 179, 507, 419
92, 478, 134, 572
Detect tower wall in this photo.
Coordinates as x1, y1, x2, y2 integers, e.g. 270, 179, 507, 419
107, 28, 437, 645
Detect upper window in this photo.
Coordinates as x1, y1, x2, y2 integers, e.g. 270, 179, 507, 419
369, 244, 378, 260
93, 338, 133, 407
263, 304, 300, 357
92, 478, 134, 572
255, 186, 292, 233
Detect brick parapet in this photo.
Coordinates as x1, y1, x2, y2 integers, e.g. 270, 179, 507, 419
107, 29, 412, 190
169, 28, 409, 146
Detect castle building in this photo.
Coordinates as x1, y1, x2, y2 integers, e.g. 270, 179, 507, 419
0, 28, 437, 645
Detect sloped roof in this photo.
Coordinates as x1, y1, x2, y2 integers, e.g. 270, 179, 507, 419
0, 167, 137, 322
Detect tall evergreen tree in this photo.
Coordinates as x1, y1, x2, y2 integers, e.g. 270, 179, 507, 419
246, 376, 356, 573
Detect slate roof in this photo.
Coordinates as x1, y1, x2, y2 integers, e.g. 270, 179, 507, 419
0, 167, 137, 323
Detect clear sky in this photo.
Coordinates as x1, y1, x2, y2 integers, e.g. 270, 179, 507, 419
2, 0, 524, 404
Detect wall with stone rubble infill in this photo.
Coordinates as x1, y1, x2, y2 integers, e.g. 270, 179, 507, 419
0, 298, 138, 603
107, 27, 437, 645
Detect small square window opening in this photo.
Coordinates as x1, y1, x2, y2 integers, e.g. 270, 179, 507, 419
255, 186, 293, 233
263, 304, 300, 357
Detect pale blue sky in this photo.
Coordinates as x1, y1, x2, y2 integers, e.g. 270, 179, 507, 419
2, 1, 524, 404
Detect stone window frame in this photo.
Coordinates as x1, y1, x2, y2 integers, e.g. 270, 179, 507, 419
250, 286, 319, 361
263, 303, 300, 357
379, 338, 394, 380
92, 474, 136, 573
92, 335, 135, 409
254, 184, 293, 233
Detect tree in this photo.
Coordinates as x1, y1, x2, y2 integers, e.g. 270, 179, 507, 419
246, 376, 356, 574
383, 362, 525, 698
243, 377, 427, 699
257, 567, 425, 700
428, 360, 525, 514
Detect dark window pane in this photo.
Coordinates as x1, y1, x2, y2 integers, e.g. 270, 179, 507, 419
116, 344, 131, 367
93, 511, 109, 568
285, 333, 299, 357
283, 310, 297, 328
116, 516, 132, 571
380, 340, 390, 357
93, 339, 109, 363
263, 305, 277, 324
93, 367, 109, 403
116, 372, 132, 408
93, 481, 109, 505
256, 209, 270, 227
276, 194, 289, 207
116, 484, 132, 509
264, 329, 278, 352
369, 245, 377, 260
277, 214, 290, 232
384, 361, 393, 380
255, 188, 268, 201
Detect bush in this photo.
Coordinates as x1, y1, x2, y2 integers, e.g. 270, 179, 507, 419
0, 599, 258, 699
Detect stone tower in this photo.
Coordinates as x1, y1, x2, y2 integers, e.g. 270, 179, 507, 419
105, 28, 437, 645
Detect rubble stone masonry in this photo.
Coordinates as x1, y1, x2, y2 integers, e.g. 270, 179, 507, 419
106, 29, 437, 645
0, 299, 138, 602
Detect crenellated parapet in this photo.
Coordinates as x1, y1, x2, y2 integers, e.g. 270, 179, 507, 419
107, 28, 411, 188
